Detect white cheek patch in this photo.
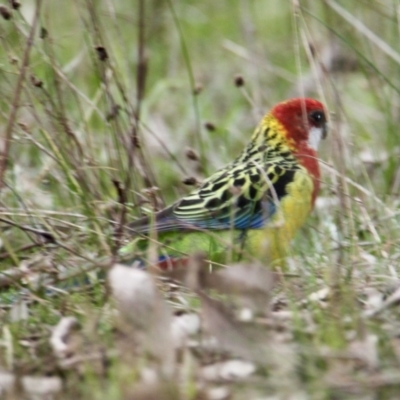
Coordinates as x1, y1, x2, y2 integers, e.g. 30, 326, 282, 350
308, 126, 323, 150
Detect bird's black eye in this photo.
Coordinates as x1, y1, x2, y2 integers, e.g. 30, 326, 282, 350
309, 110, 326, 125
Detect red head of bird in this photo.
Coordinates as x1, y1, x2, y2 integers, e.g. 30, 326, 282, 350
269, 98, 328, 204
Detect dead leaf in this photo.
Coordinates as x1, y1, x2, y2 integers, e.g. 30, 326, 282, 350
199, 292, 269, 364
365, 285, 400, 317
108, 264, 175, 376
170, 313, 200, 348
201, 360, 255, 382
50, 316, 79, 358
210, 263, 276, 313
22, 375, 62, 396
122, 381, 180, 400
0, 372, 15, 395
164, 258, 276, 314
348, 334, 379, 369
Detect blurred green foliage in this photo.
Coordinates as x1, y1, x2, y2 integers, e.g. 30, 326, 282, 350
1, 1, 400, 397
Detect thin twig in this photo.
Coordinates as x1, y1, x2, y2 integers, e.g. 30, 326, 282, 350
0, 0, 42, 189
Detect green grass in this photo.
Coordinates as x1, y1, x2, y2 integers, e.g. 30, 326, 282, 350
1, 0, 400, 398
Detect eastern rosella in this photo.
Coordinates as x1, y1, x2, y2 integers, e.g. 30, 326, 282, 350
124, 98, 328, 268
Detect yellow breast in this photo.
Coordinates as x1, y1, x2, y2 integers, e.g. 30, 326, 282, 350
245, 168, 314, 265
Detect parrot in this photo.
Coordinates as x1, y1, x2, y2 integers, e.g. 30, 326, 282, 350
122, 98, 328, 269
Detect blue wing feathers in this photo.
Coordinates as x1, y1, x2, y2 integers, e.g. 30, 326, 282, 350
150, 199, 275, 232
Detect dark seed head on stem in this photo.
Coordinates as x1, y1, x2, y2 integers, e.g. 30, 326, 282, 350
40, 27, 48, 39
186, 148, 199, 161
234, 74, 245, 87
30, 75, 43, 88
182, 177, 198, 186
193, 84, 203, 95
95, 46, 108, 61
10, 0, 21, 10
0, 5, 12, 20
204, 122, 216, 132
